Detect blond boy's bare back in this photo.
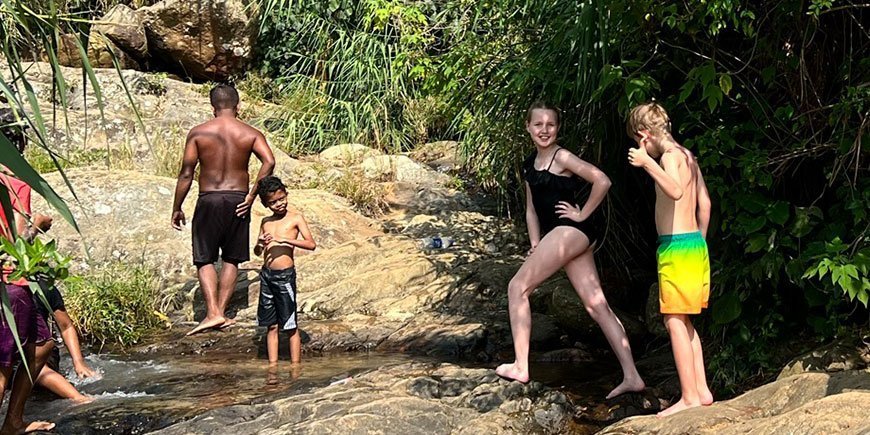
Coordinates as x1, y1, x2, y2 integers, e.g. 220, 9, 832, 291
654, 146, 702, 235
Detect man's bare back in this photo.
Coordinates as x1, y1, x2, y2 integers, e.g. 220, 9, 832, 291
188, 117, 263, 192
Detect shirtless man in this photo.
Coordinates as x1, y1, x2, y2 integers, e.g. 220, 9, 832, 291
171, 84, 275, 336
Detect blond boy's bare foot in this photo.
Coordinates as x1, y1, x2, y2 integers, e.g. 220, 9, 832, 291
0, 420, 55, 435
606, 377, 646, 399
495, 363, 529, 384
699, 388, 714, 406
186, 316, 226, 336
656, 397, 702, 418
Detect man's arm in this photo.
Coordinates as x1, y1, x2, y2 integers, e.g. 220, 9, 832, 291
696, 168, 711, 238
171, 132, 198, 230
236, 132, 275, 216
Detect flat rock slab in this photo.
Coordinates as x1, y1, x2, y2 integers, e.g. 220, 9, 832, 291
154, 363, 573, 435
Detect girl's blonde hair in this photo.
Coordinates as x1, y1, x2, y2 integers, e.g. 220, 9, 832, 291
626, 102, 671, 138
526, 100, 561, 125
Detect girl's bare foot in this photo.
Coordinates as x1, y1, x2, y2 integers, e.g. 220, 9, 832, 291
656, 397, 701, 418
495, 362, 529, 384
606, 377, 646, 399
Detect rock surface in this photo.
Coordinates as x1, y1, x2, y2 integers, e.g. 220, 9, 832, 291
155, 363, 574, 435
599, 369, 870, 434
319, 143, 383, 166
88, 4, 148, 67
140, 0, 258, 80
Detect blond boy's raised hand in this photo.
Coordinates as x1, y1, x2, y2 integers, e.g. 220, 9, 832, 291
627, 143, 654, 168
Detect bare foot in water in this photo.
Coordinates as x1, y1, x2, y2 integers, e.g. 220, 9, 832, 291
72, 394, 96, 404
495, 363, 529, 384
0, 420, 56, 434
606, 377, 646, 399
656, 397, 702, 418
186, 316, 226, 336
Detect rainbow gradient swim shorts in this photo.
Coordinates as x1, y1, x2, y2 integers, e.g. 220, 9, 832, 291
656, 231, 710, 314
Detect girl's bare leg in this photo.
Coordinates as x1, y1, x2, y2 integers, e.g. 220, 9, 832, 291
496, 227, 590, 382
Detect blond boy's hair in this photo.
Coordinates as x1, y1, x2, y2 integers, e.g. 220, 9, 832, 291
626, 102, 672, 138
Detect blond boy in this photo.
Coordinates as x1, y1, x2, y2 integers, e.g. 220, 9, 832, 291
626, 102, 713, 417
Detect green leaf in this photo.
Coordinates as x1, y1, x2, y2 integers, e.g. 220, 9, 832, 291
713, 290, 742, 324
767, 202, 790, 226
719, 74, 733, 95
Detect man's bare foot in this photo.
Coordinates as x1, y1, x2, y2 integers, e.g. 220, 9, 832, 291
218, 318, 237, 329
186, 316, 226, 336
495, 362, 529, 384
699, 388, 714, 406
606, 377, 646, 399
0, 420, 56, 435
656, 397, 702, 418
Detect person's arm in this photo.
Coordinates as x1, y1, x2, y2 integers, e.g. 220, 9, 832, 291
557, 151, 611, 222
696, 168, 711, 238
630, 146, 683, 200
282, 215, 316, 251
54, 310, 96, 378
171, 132, 198, 230
236, 132, 276, 216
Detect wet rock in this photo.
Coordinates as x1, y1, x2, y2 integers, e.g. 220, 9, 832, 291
156, 363, 576, 435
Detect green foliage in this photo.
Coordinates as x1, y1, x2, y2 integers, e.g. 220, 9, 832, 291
62, 262, 165, 347
0, 237, 70, 284
253, 0, 443, 153
298, 164, 390, 217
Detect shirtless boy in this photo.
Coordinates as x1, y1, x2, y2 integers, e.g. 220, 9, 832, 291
171, 85, 276, 336
626, 102, 714, 417
254, 176, 316, 364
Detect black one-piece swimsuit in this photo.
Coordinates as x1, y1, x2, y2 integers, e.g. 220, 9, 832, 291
522, 148, 603, 245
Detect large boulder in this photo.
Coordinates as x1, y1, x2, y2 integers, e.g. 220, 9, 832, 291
600, 370, 870, 434
91, 4, 148, 60
778, 338, 870, 380
361, 154, 450, 186
319, 143, 382, 166
140, 0, 258, 80
87, 31, 140, 69
55, 34, 84, 68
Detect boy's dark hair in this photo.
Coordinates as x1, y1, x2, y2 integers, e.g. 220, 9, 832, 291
0, 107, 27, 153
209, 84, 240, 110
257, 175, 286, 202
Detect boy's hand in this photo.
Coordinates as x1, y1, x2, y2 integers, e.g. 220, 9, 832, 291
258, 232, 273, 247
171, 210, 186, 230
32, 213, 53, 232
628, 145, 654, 168
236, 194, 256, 216
554, 201, 584, 222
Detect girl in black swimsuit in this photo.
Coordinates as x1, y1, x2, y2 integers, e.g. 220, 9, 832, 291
495, 102, 645, 399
